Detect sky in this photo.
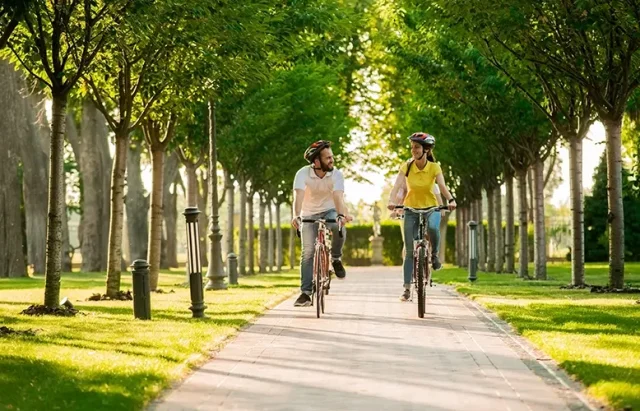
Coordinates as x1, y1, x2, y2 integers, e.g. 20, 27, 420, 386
343, 122, 608, 208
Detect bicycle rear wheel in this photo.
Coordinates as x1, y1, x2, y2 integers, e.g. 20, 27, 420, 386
315, 247, 323, 318
417, 247, 426, 318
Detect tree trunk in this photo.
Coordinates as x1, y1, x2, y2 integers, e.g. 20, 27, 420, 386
505, 174, 515, 274
495, 186, 504, 273
125, 143, 149, 263
197, 169, 208, 268
238, 176, 247, 275
439, 209, 449, 263
160, 152, 179, 269
248, 191, 255, 274
43, 92, 68, 307
268, 201, 274, 272
517, 168, 529, 279
185, 164, 198, 207
72, 99, 112, 272
225, 171, 235, 257
568, 134, 585, 286
106, 132, 129, 298
478, 197, 486, 272
259, 198, 267, 273
289, 203, 296, 269
161, 180, 178, 269
276, 202, 283, 272
0, 60, 26, 278
455, 208, 462, 266
527, 167, 534, 223
61, 185, 72, 273
20, 85, 49, 274
603, 118, 625, 288
461, 206, 468, 268
486, 187, 496, 272
533, 158, 547, 280
147, 148, 165, 290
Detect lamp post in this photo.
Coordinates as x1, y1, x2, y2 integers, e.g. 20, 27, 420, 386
184, 207, 207, 318
205, 99, 227, 290
468, 220, 478, 282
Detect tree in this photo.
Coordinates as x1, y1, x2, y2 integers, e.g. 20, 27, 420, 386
584, 153, 640, 264
4, 0, 128, 307
439, 0, 640, 287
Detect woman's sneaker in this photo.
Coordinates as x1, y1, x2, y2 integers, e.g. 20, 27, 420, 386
432, 255, 442, 271
294, 293, 312, 307
399, 289, 410, 301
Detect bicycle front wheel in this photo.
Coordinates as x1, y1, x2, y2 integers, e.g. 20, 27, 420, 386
417, 247, 426, 318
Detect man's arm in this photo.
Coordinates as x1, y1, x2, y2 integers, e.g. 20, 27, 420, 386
291, 189, 305, 229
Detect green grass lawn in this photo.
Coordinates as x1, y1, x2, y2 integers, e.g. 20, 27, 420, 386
438, 262, 640, 411
0, 269, 298, 410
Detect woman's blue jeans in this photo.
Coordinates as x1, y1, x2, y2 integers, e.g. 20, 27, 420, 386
402, 209, 441, 287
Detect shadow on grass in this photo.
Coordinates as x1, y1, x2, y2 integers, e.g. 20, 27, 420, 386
560, 360, 640, 410
0, 355, 164, 410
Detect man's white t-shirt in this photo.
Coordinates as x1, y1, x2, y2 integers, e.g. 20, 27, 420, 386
294, 166, 345, 215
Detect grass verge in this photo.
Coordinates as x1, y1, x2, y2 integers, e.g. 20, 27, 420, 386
438, 263, 640, 411
0, 269, 298, 410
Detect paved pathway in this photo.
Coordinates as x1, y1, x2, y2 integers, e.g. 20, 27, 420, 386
150, 267, 597, 411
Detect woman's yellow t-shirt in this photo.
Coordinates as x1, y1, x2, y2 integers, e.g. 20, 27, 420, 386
400, 160, 442, 208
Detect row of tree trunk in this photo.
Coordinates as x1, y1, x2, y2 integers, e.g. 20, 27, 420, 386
453, 159, 552, 279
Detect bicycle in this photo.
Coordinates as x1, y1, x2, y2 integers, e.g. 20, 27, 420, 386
395, 205, 448, 318
297, 217, 344, 318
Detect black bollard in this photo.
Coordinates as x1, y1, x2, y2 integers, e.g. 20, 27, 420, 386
131, 260, 151, 320
227, 253, 238, 285
184, 207, 207, 318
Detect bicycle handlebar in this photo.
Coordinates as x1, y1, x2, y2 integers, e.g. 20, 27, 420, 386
295, 217, 344, 238
394, 205, 449, 212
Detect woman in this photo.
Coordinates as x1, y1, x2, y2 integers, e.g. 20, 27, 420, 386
387, 132, 457, 302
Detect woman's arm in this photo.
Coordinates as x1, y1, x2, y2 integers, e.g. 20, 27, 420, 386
387, 171, 406, 209
436, 173, 457, 210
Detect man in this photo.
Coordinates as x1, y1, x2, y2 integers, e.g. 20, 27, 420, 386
291, 140, 352, 307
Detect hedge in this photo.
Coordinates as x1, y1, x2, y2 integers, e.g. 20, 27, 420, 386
239, 221, 534, 267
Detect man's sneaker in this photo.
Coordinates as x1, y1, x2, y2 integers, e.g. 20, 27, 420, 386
399, 289, 410, 301
333, 259, 346, 279
432, 255, 442, 271
293, 293, 312, 307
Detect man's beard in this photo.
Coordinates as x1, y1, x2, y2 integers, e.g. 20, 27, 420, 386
319, 160, 334, 172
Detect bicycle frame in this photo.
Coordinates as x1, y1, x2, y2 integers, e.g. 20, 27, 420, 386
396, 205, 447, 317
299, 218, 342, 317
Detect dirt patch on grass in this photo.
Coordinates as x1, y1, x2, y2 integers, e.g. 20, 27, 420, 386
87, 290, 133, 301
20, 304, 79, 316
